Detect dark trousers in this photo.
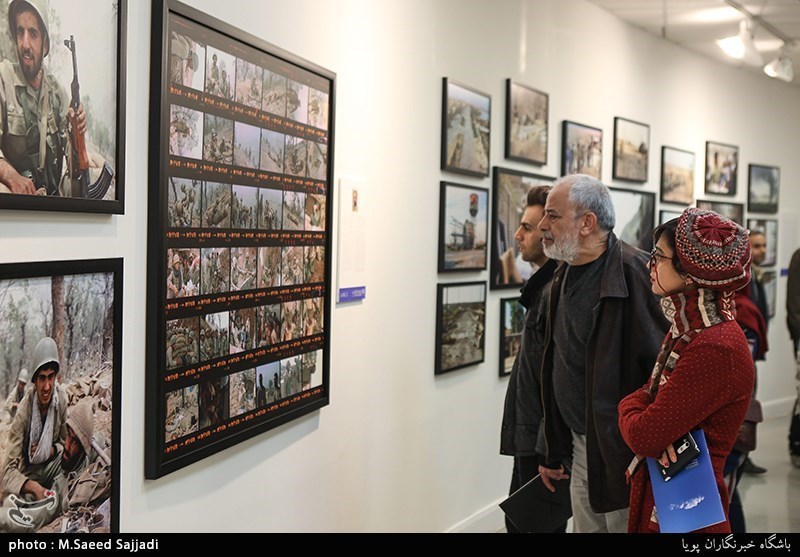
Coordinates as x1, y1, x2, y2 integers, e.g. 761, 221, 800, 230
506, 455, 568, 533
791, 340, 800, 456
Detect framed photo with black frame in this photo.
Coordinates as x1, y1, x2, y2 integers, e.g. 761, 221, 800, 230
561, 120, 602, 179
659, 209, 682, 225
608, 187, 656, 252
660, 146, 695, 206
612, 117, 649, 183
704, 141, 738, 196
747, 218, 778, 267
435, 281, 486, 375
747, 164, 780, 214
0, 0, 126, 214
438, 181, 489, 272
505, 80, 548, 166
146, 0, 335, 478
441, 78, 491, 177
490, 166, 554, 290
762, 270, 777, 318
696, 200, 744, 226
0, 257, 122, 533
499, 297, 524, 377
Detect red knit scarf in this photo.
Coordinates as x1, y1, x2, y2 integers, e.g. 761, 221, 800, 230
626, 288, 737, 481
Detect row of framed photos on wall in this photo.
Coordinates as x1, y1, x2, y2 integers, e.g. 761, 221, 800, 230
440, 77, 781, 210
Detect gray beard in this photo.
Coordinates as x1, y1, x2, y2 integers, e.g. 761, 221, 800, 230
542, 232, 580, 264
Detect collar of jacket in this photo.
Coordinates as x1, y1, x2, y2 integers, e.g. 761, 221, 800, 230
519, 258, 558, 310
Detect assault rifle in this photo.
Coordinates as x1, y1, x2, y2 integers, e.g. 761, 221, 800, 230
64, 35, 114, 200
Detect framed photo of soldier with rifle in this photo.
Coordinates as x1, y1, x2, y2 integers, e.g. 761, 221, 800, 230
146, 0, 335, 478
0, 0, 126, 214
0, 257, 122, 533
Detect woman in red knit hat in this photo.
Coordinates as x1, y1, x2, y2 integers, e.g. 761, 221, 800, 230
618, 208, 755, 533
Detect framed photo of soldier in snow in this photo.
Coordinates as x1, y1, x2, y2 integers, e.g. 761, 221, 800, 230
0, 0, 127, 214
0, 257, 122, 533
147, 0, 335, 478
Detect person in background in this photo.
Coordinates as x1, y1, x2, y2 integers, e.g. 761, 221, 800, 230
536, 174, 668, 533
499, 185, 564, 533
786, 247, 800, 467
741, 229, 769, 475
618, 209, 754, 533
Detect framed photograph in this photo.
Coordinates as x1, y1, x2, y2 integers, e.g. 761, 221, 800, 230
612, 117, 649, 183
435, 282, 486, 374
660, 146, 695, 206
747, 164, 780, 214
499, 297, 524, 377
147, 0, 334, 478
704, 141, 738, 196
561, 120, 602, 179
608, 187, 656, 252
659, 209, 683, 225
505, 80, 548, 166
747, 218, 778, 267
0, 0, 126, 214
441, 78, 491, 177
491, 166, 554, 290
438, 182, 489, 272
762, 270, 777, 318
0, 258, 122, 533
696, 200, 745, 226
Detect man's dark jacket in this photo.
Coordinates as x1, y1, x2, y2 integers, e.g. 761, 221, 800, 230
500, 258, 558, 457
538, 234, 669, 513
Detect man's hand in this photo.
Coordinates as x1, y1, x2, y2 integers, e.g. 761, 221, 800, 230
538, 464, 570, 493
21, 478, 48, 501
0, 159, 36, 195
67, 103, 87, 135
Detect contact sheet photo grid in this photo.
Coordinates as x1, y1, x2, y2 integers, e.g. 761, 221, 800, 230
146, 0, 335, 478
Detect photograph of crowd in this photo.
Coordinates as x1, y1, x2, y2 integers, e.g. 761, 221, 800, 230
256, 304, 282, 347
200, 311, 230, 361
561, 120, 602, 179
613, 117, 649, 183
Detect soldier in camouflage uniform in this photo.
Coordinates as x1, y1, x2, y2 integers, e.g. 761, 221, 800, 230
0, 0, 86, 196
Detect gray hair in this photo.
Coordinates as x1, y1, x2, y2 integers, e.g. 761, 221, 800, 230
556, 174, 615, 232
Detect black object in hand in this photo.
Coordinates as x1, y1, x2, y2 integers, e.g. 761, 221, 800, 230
655, 431, 700, 482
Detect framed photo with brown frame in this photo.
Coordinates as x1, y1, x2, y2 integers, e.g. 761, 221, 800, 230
561, 120, 602, 179
696, 199, 744, 226
704, 141, 738, 196
505, 79, 548, 166
608, 187, 656, 252
747, 164, 780, 214
147, 0, 334, 478
441, 78, 491, 177
438, 181, 489, 272
435, 281, 486, 375
0, 257, 122, 533
747, 218, 778, 267
612, 117, 649, 183
490, 166, 554, 290
660, 146, 695, 206
499, 297, 524, 377
0, 0, 127, 214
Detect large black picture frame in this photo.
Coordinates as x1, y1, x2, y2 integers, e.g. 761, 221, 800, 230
146, 0, 335, 478
608, 187, 656, 252
505, 79, 548, 166
0, 0, 127, 214
0, 257, 122, 533
490, 166, 554, 290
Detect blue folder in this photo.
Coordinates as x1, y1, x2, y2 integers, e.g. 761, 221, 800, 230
646, 429, 726, 533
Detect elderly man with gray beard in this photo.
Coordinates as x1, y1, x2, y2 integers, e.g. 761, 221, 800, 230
534, 174, 668, 533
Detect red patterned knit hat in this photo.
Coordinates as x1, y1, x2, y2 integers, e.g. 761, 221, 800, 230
675, 208, 751, 291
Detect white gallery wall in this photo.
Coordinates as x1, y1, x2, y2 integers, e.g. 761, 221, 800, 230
0, 0, 798, 532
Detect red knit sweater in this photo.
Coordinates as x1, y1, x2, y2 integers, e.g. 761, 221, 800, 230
618, 319, 754, 533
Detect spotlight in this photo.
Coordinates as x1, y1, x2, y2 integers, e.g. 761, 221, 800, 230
716, 19, 764, 66
764, 51, 794, 82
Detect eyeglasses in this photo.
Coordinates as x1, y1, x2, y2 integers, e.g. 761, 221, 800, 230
649, 248, 671, 268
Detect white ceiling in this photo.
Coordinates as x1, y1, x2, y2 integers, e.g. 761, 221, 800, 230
585, 0, 800, 85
